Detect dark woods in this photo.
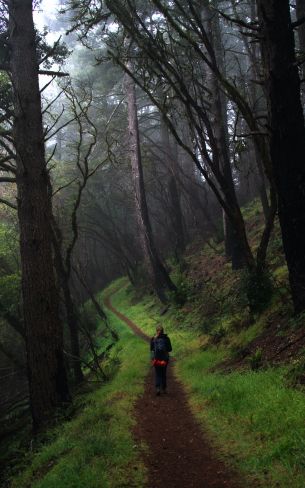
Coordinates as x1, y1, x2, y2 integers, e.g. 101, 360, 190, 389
0, 0, 305, 430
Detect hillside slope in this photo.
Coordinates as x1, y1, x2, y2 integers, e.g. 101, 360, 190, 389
105, 200, 305, 487
5, 199, 305, 488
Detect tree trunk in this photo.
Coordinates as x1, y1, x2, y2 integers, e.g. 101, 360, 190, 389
232, 0, 270, 220
249, 1, 270, 220
257, 0, 305, 312
205, 6, 245, 269
160, 116, 186, 258
8, 0, 70, 428
125, 67, 176, 302
296, 0, 305, 106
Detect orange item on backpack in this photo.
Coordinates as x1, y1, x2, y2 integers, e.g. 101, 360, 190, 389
152, 359, 168, 367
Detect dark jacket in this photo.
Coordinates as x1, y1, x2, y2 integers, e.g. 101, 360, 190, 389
150, 333, 172, 361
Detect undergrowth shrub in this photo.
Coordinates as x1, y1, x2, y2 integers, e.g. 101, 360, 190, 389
288, 311, 305, 329
227, 310, 254, 332
210, 325, 227, 345
200, 318, 213, 334
248, 347, 263, 370
170, 272, 192, 305
230, 344, 251, 361
0, 274, 21, 316
239, 268, 273, 314
199, 286, 220, 316
285, 353, 305, 388
268, 233, 285, 268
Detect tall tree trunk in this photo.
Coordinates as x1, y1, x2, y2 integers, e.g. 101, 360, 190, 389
296, 0, 305, 106
8, 0, 69, 428
257, 0, 305, 312
232, 0, 270, 220
178, 120, 203, 236
249, 1, 270, 220
125, 67, 176, 302
160, 116, 186, 258
205, 6, 245, 269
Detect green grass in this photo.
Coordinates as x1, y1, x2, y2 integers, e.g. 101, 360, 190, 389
179, 364, 305, 487
111, 282, 305, 488
4, 199, 302, 488
111, 281, 205, 359
8, 280, 149, 488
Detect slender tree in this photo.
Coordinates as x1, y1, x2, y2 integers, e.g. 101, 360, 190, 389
202, 4, 245, 268
125, 60, 176, 302
160, 115, 185, 258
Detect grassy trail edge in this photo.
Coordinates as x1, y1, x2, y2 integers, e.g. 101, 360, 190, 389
9, 280, 149, 488
111, 280, 305, 488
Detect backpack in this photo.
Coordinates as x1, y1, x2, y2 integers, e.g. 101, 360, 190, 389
154, 336, 168, 360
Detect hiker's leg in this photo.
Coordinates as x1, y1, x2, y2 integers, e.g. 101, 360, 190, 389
161, 365, 167, 390
155, 366, 162, 389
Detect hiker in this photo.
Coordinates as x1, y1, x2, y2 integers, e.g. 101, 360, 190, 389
150, 325, 172, 396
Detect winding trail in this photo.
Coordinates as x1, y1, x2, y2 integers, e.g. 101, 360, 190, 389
104, 292, 241, 488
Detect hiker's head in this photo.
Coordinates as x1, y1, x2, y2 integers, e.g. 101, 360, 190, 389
156, 325, 164, 336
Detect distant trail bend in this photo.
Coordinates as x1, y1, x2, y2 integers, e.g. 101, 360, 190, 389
104, 291, 241, 488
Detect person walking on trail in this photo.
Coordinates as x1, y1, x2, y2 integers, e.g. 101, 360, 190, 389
150, 325, 172, 396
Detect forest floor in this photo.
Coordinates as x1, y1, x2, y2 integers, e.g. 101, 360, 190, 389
104, 292, 241, 488
5, 200, 305, 488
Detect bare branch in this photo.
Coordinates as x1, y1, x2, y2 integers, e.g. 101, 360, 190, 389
292, 16, 305, 28
39, 70, 69, 77
44, 114, 78, 142
0, 138, 16, 159
0, 198, 17, 210
0, 157, 16, 174
217, 9, 259, 31
52, 177, 78, 197
40, 76, 56, 94
236, 131, 268, 138
44, 105, 65, 136
42, 90, 65, 115
0, 176, 16, 183
46, 142, 57, 165
0, 67, 69, 77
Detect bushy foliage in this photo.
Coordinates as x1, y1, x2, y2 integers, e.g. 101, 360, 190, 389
209, 325, 227, 345
170, 276, 190, 306
0, 223, 21, 317
248, 347, 263, 371
238, 268, 273, 314
0, 274, 21, 315
285, 352, 305, 388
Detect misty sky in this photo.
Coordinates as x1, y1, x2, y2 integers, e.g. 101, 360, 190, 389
34, 0, 63, 42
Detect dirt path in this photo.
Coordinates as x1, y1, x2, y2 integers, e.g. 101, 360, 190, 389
104, 293, 241, 488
